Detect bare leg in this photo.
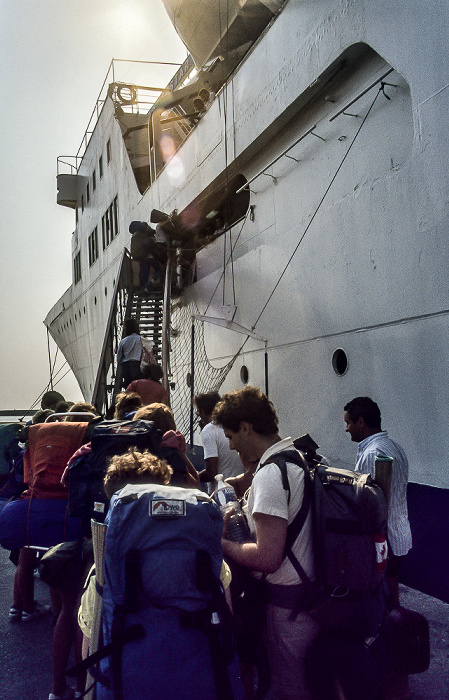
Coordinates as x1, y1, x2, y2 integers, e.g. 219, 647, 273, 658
13, 548, 37, 612
51, 588, 76, 696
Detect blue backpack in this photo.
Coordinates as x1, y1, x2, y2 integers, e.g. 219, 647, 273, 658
94, 484, 242, 700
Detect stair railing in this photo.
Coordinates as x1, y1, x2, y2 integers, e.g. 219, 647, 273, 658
91, 248, 132, 416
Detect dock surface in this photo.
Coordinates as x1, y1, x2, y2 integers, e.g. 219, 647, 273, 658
0, 546, 448, 699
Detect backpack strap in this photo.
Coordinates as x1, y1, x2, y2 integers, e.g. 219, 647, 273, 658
260, 449, 311, 557
260, 450, 315, 608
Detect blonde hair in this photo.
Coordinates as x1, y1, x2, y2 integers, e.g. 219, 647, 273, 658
103, 447, 172, 499
133, 403, 176, 432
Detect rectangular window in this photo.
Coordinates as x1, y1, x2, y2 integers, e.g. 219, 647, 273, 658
92, 169, 96, 191
99, 155, 103, 179
109, 196, 119, 239
74, 251, 81, 284
113, 196, 118, 238
106, 138, 112, 163
102, 210, 111, 249
88, 227, 98, 266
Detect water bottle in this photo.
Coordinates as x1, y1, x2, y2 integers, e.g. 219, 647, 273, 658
212, 474, 253, 543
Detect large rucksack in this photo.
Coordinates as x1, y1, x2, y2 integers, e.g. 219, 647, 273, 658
68, 419, 188, 527
24, 421, 89, 499
262, 436, 388, 634
91, 483, 242, 700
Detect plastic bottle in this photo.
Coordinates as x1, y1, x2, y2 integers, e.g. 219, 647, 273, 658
212, 474, 253, 543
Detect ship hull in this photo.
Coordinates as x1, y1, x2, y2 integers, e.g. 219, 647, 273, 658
45, 0, 449, 599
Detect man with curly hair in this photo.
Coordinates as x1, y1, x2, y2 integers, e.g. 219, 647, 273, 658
213, 386, 319, 700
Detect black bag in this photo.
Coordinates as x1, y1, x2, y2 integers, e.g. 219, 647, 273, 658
38, 538, 93, 592
369, 606, 430, 675
68, 420, 188, 526
261, 438, 388, 636
264, 439, 388, 596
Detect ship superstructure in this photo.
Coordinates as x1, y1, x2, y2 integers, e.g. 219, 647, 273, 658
45, 0, 449, 600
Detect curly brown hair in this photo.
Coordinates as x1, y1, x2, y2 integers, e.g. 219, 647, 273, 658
212, 385, 278, 435
103, 447, 173, 499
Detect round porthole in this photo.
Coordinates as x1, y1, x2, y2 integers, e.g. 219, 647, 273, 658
94, 296, 97, 305
332, 348, 348, 376
186, 372, 191, 388
240, 365, 249, 384
105, 287, 108, 297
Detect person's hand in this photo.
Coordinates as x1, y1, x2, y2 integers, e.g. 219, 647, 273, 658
221, 505, 236, 539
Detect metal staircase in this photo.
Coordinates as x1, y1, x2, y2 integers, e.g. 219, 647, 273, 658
129, 289, 164, 362
91, 250, 165, 417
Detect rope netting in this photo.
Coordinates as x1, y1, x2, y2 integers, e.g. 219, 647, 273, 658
168, 299, 237, 437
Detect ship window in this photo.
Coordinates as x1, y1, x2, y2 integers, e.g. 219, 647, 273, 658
75, 207, 78, 224
112, 196, 118, 238
332, 348, 348, 376
74, 251, 81, 284
240, 366, 249, 384
92, 169, 96, 191
99, 155, 103, 179
81, 194, 84, 213
105, 287, 108, 297
102, 210, 111, 249
88, 227, 99, 266
107, 139, 111, 163
86, 183, 90, 204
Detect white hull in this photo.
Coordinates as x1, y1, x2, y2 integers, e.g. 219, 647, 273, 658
46, 0, 449, 492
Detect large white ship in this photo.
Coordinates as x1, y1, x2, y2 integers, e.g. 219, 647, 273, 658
45, 1, 449, 600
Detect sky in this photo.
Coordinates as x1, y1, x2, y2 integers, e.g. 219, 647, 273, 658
0, 0, 186, 411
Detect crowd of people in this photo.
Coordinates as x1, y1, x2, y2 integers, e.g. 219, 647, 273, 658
0, 365, 413, 699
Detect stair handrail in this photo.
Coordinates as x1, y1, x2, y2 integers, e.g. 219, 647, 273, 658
91, 248, 132, 413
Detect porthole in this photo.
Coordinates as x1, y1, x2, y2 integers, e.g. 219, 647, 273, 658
105, 287, 108, 297
240, 365, 249, 384
94, 296, 97, 305
186, 372, 191, 388
332, 348, 348, 376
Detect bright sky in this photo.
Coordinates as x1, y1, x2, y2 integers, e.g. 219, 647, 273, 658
0, 0, 186, 411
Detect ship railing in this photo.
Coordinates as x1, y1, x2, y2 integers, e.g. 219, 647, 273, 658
56, 57, 193, 175
91, 248, 133, 416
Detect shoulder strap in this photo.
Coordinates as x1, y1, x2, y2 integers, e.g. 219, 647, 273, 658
260, 450, 312, 584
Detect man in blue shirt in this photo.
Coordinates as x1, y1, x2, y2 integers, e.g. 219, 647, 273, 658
344, 396, 412, 607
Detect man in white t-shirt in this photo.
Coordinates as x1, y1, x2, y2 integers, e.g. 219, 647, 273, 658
194, 392, 242, 482
213, 386, 319, 700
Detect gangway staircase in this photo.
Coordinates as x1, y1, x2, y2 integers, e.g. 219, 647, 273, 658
91, 249, 164, 417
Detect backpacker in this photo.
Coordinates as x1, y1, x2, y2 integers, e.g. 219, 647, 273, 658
262, 435, 388, 632
92, 483, 242, 700
68, 419, 188, 527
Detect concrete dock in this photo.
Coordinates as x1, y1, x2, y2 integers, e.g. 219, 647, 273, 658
0, 546, 447, 699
